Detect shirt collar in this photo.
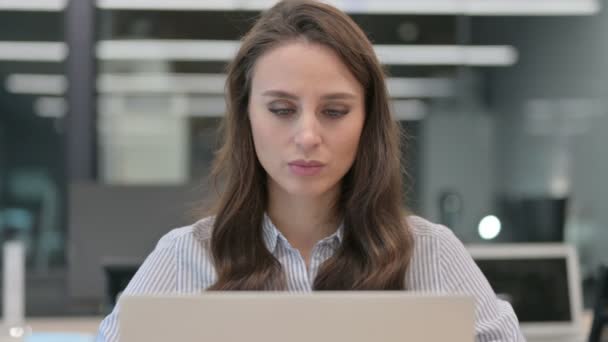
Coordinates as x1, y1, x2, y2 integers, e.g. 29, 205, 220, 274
262, 212, 344, 253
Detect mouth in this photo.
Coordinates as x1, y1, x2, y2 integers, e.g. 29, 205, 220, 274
288, 160, 325, 176
288, 159, 325, 167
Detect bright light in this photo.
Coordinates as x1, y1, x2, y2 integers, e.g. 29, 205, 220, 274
97, 0, 275, 11
392, 100, 428, 121
6, 74, 67, 95
387, 77, 454, 98
97, 40, 518, 67
0, 0, 67, 11
97, 73, 227, 94
96, 40, 240, 62
96, 0, 599, 16
0, 42, 67, 62
466, 0, 599, 15
478, 215, 501, 240
8, 327, 24, 338
374, 45, 518, 66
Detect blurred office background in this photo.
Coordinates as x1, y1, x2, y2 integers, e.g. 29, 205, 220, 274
0, 0, 607, 318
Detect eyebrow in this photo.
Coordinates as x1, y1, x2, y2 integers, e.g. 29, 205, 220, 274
261, 90, 357, 100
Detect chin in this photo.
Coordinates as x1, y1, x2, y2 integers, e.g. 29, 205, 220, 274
284, 181, 333, 197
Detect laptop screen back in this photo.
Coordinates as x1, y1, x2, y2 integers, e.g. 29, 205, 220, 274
468, 243, 583, 339
475, 258, 571, 322
119, 293, 475, 342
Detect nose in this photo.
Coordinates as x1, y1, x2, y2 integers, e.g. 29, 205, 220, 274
293, 111, 322, 153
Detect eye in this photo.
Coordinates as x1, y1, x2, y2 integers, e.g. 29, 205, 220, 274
267, 100, 296, 117
269, 108, 296, 117
323, 108, 349, 118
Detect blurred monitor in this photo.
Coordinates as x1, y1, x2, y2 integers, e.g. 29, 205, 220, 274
499, 197, 567, 242
468, 244, 583, 342
589, 265, 608, 342
102, 258, 140, 310
68, 182, 198, 303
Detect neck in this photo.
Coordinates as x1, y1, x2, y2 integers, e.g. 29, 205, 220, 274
266, 181, 341, 254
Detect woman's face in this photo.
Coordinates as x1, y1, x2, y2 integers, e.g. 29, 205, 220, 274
248, 40, 365, 198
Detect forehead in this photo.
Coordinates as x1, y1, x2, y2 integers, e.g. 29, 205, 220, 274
250, 40, 363, 97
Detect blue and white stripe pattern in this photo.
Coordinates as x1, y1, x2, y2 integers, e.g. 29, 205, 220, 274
96, 215, 525, 341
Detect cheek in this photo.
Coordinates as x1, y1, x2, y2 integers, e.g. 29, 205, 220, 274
334, 119, 364, 163
250, 112, 281, 166
250, 118, 267, 149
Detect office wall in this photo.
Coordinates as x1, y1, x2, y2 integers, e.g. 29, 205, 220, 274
474, 0, 608, 278
419, 2, 608, 267
419, 100, 496, 242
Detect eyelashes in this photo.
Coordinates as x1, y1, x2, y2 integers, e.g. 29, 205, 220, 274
268, 107, 350, 118
323, 109, 349, 118
269, 108, 296, 116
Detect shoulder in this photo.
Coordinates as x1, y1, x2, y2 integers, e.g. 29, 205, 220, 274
405, 215, 456, 262
407, 216, 476, 269
406, 215, 471, 260
406, 216, 524, 339
406, 215, 459, 245
154, 216, 215, 251
191, 215, 215, 242
404, 215, 474, 291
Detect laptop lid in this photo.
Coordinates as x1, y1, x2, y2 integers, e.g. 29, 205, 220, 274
119, 292, 474, 342
468, 243, 583, 340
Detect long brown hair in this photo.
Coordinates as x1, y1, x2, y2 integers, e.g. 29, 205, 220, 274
207, 0, 413, 291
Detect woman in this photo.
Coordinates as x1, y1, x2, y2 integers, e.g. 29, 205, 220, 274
98, 0, 524, 341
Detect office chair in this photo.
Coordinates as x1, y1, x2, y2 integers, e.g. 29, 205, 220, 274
589, 265, 608, 342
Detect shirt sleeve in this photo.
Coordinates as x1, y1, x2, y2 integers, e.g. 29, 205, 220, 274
96, 230, 179, 342
437, 227, 526, 342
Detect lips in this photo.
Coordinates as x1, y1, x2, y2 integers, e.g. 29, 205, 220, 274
288, 159, 325, 167
288, 159, 325, 176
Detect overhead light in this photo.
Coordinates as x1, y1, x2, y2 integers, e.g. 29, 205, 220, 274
97, 73, 227, 94
387, 77, 454, 98
478, 215, 502, 240
464, 0, 600, 15
374, 45, 518, 66
0, 42, 67, 62
392, 99, 427, 121
97, 0, 274, 11
97, 40, 518, 66
34, 97, 67, 118
187, 96, 228, 117
5, 74, 67, 95
98, 94, 227, 117
97, 40, 239, 62
0, 0, 67, 11
96, 0, 599, 15
343, 0, 600, 15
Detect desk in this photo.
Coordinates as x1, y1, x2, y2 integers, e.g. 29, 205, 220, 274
28, 317, 102, 334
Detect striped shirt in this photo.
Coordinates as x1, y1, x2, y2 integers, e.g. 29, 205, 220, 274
96, 215, 525, 342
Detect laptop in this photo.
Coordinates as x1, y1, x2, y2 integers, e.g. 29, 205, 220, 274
119, 292, 474, 342
468, 243, 584, 342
